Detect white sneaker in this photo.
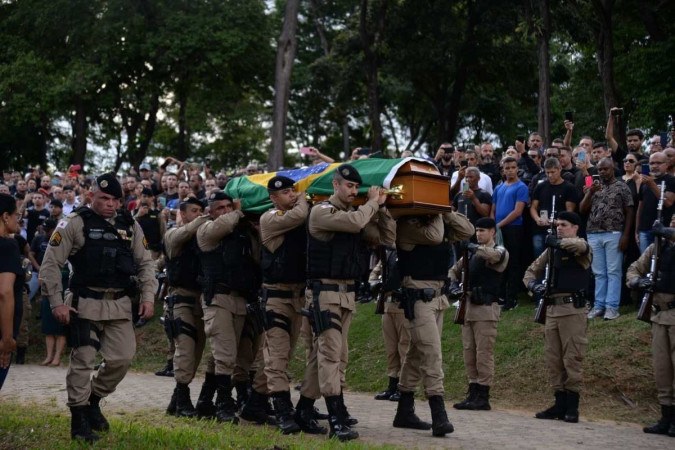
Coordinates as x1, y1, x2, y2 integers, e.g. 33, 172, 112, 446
587, 308, 604, 319
603, 308, 620, 321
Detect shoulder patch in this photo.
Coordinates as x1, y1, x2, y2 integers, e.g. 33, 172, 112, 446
275, 210, 285, 216
142, 236, 149, 249
49, 231, 62, 247
319, 204, 333, 209
57, 219, 69, 229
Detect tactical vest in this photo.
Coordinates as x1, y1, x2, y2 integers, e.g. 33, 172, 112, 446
200, 224, 261, 294
165, 236, 201, 291
136, 210, 162, 251
381, 247, 402, 292
397, 221, 452, 281
69, 207, 136, 290
261, 223, 307, 284
468, 248, 503, 298
655, 242, 675, 294
306, 214, 364, 280
551, 247, 590, 293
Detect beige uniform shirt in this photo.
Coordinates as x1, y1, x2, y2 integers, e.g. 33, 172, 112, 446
449, 242, 508, 321
627, 242, 675, 326
523, 237, 592, 318
39, 209, 158, 321
164, 215, 210, 298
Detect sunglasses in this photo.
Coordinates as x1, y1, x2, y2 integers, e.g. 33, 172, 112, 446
623, 159, 637, 163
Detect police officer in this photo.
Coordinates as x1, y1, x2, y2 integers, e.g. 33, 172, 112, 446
133, 187, 167, 260
627, 218, 675, 437
307, 163, 395, 441
39, 173, 157, 442
448, 217, 508, 411
162, 197, 213, 418
196, 191, 261, 424
393, 211, 473, 437
370, 253, 410, 402
523, 211, 591, 424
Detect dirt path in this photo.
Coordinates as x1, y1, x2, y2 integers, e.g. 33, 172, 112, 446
1, 364, 672, 449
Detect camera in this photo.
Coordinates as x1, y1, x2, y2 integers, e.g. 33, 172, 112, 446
592, 174, 600, 185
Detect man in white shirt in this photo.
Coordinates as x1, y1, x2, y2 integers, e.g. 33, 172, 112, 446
451, 150, 494, 195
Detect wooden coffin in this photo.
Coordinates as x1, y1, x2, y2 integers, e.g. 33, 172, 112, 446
386, 160, 452, 218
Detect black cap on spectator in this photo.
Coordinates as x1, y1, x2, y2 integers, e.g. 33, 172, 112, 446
141, 187, 154, 197
267, 176, 295, 192
335, 164, 362, 184
475, 217, 496, 229
208, 191, 233, 203
557, 211, 581, 226
95, 173, 123, 199
180, 197, 205, 209
43, 218, 57, 230
63, 185, 73, 192
50, 199, 63, 208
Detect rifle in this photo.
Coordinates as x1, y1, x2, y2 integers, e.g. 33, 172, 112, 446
375, 246, 386, 315
535, 195, 556, 325
637, 181, 666, 323
453, 245, 469, 325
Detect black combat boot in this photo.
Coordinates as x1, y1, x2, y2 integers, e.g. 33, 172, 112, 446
15, 347, 26, 365
428, 395, 454, 437
196, 372, 217, 419
339, 391, 358, 426
88, 393, 110, 432
643, 404, 671, 435
239, 390, 277, 425
174, 382, 197, 418
214, 374, 239, 424
374, 377, 399, 400
166, 387, 177, 415
70, 406, 100, 443
453, 383, 478, 410
393, 391, 432, 430
465, 384, 491, 411
325, 395, 359, 441
271, 391, 301, 434
234, 381, 250, 411
564, 390, 580, 423
294, 395, 328, 434
669, 408, 675, 437
313, 406, 329, 420
535, 390, 567, 420
155, 359, 174, 377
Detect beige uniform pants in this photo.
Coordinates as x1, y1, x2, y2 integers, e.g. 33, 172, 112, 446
382, 307, 410, 378
399, 295, 448, 397
461, 320, 498, 386
66, 318, 135, 406
545, 311, 587, 393
652, 322, 675, 405
202, 293, 246, 376
262, 295, 304, 393
172, 298, 206, 384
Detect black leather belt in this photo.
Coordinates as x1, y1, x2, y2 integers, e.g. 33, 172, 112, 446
265, 289, 296, 299
404, 288, 443, 301
654, 301, 675, 312
77, 287, 128, 300
550, 296, 575, 306
167, 295, 198, 305
310, 283, 356, 293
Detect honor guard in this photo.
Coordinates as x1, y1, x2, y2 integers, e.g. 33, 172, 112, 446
627, 218, 675, 437
196, 191, 262, 424
39, 173, 158, 443
448, 217, 508, 411
161, 197, 214, 418
524, 211, 591, 424
393, 211, 474, 437
306, 164, 395, 441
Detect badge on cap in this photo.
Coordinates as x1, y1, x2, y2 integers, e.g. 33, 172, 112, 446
100, 180, 108, 188
274, 180, 282, 188
341, 168, 350, 176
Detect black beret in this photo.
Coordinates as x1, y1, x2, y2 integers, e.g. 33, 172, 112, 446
141, 187, 154, 197
475, 217, 496, 229
95, 173, 123, 199
208, 190, 233, 203
180, 197, 205, 209
50, 199, 63, 208
557, 211, 581, 226
336, 164, 362, 184
267, 176, 295, 192
43, 218, 58, 230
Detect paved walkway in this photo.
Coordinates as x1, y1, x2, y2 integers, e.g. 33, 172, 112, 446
1, 364, 672, 449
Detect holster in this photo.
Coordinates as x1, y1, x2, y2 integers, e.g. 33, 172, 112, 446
246, 299, 266, 338
201, 277, 215, 306
398, 289, 418, 321
67, 312, 100, 350
572, 291, 586, 309
301, 281, 333, 335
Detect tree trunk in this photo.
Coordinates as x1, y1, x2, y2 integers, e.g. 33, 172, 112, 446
359, 0, 387, 153
71, 96, 88, 169
268, 0, 300, 171
537, 0, 552, 145
593, 0, 619, 116
176, 86, 189, 161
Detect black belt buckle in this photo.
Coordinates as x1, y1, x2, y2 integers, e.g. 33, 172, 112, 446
422, 288, 436, 301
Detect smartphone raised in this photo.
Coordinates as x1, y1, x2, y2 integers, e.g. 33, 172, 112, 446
300, 146, 314, 155
565, 111, 574, 122
460, 160, 469, 168
585, 176, 593, 188
592, 174, 601, 185
577, 150, 586, 163
641, 163, 651, 176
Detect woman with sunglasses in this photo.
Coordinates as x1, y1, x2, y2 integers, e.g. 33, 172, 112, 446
0, 193, 24, 390
622, 152, 642, 205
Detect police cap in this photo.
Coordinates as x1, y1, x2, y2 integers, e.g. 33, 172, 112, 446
267, 176, 295, 192
336, 164, 362, 184
208, 190, 233, 203
95, 173, 123, 199
475, 217, 496, 229
180, 197, 205, 209
557, 211, 581, 226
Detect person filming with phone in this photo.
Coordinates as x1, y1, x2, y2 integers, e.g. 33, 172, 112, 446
634, 152, 675, 253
